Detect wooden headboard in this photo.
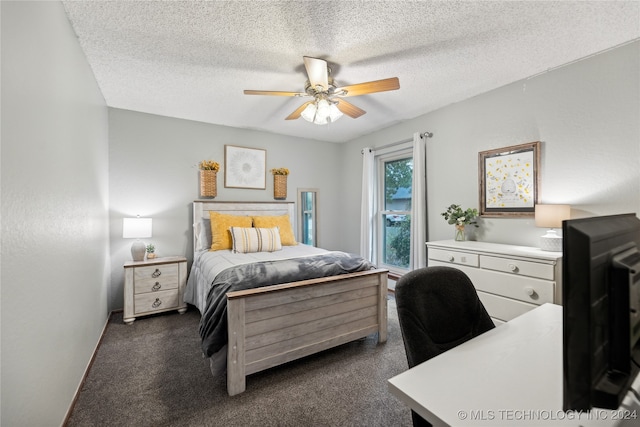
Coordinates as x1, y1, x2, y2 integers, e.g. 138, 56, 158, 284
192, 200, 296, 252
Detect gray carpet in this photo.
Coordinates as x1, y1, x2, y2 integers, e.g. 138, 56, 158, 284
66, 296, 412, 427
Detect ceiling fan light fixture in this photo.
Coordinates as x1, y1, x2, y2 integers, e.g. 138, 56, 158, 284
301, 99, 343, 125
244, 56, 398, 123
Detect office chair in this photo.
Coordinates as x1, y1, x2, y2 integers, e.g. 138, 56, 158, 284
395, 266, 496, 427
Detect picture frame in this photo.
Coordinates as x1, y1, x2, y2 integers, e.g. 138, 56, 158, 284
478, 141, 540, 217
224, 145, 266, 189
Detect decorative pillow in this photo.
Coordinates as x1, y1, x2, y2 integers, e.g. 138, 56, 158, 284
209, 211, 252, 251
251, 214, 297, 246
195, 217, 212, 252
230, 227, 282, 253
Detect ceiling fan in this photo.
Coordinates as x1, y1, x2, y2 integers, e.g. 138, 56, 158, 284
244, 56, 400, 125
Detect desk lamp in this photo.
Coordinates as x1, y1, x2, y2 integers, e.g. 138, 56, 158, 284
535, 204, 570, 252
123, 217, 152, 261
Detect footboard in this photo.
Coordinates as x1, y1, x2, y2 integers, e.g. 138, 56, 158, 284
226, 268, 388, 396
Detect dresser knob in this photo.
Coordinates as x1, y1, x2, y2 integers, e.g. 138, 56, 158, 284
151, 269, 161, 278
152, 282, 161, 291
525, 287, 535, 297
508, 263, 519, 272
448, 255, 455, 262
152, 298, 162, 308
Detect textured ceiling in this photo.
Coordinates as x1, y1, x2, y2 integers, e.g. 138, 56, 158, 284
62, 1, 640, 143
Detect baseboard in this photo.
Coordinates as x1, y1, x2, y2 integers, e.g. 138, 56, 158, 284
61, 310, 117, 426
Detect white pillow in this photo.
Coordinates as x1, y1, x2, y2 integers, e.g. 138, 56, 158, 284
194, 218, 212, 252
230, 226, 282, 253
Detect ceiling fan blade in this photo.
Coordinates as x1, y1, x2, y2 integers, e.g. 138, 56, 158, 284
335, 77, 400, 97
303, 56, 329, 91
285, 101, 313, 120
244, 90, 306, 97
335, 99, 366, 118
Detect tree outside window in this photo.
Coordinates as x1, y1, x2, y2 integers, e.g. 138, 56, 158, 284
381, 156, 412, 270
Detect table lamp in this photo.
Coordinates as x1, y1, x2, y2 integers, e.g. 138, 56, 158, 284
535, 204, 570, 252
123, 217, 152, 261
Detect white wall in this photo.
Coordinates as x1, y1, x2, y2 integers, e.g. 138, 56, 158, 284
1, 3, 635, 424
108, 109, 343, 310
1, 2, 110, 426
340, 41, 640, 254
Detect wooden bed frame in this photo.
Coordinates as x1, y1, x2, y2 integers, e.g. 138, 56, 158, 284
192, 201, 388, 396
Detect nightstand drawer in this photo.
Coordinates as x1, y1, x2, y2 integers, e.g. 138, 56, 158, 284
134, 289, 179, 315
428, 248, 479, 267
133, 264, 179, 294
479, 255, 555, 280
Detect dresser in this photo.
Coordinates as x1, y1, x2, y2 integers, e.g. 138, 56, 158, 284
123, 256, 188, 324
426, 240, 562, 325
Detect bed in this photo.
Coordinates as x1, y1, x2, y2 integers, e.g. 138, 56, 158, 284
185, 201, 388, 396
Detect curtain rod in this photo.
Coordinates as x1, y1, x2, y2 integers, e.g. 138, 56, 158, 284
363, 131, 433, 153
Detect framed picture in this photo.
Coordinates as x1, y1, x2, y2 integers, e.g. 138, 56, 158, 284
224, 145, 266, 189
478, 141, 540, 217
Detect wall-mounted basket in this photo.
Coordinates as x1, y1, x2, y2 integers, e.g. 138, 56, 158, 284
274, 174, 287, 200
200, 170, 217, 198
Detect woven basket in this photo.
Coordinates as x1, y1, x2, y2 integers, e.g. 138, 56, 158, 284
200, 170, 217, 198
273, 174, 287, 199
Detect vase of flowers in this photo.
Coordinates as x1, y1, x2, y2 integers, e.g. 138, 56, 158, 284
271, 168, 289, 199
199, 160, 220, 198
441, 204, 479, 241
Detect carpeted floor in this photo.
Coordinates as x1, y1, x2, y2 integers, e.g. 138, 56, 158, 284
65, 296, 412, 427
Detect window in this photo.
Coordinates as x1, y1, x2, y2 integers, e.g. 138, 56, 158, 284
377, 150, 413, 273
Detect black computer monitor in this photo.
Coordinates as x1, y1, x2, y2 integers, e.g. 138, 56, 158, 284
563, 213, 640, 411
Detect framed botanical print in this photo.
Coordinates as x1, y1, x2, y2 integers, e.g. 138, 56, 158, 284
478, 141, 540, 217
224, 145, 266, 189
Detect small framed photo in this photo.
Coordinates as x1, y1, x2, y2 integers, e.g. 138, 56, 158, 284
478, 141, 540, 217
224, 145, 266, 189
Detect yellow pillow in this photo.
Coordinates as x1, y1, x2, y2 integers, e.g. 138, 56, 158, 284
209, 211, 252, 251
252, 214, 297, 246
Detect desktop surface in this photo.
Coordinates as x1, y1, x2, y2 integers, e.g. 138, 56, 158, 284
388, 303, 640, 426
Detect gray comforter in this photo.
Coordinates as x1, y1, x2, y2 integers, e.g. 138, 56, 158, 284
199, 251, 375, 357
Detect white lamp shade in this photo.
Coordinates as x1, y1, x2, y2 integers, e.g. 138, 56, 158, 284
535, 205, 570, 252
300, 99, 343, 125
535, 205, 571, 228
123, 217, 152, 239
300, 102, 317, 122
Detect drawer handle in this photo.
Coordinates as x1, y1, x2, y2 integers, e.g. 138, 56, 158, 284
525, 287, 536, 297
151, 269, 161, 278
152, 282, 161, 291
448, 255, 455, 262
508, 263, 519, 273
152, 298, 162, 308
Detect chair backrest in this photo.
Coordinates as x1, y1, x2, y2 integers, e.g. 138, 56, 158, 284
395, 266, 495, 368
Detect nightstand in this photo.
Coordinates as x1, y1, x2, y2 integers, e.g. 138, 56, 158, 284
123, 256, 187, 324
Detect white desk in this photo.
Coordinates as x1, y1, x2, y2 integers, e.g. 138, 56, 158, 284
388, 304, 640, 426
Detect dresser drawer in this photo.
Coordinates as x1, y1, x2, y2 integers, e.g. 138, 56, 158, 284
428, 261, 555, 305
479, 255, 555, 280
134, 289, 180, 315
133, 264, 179, 294
471, 268, 555, 305
428, 248, 479, 267
477, 291, 538, 322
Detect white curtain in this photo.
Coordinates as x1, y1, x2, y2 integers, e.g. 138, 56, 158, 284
360, 147, 376, 262
410, 132, 427, 268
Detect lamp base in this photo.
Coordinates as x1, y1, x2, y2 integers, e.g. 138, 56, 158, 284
540, 229, 562, 252
131, 240, 146, 261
